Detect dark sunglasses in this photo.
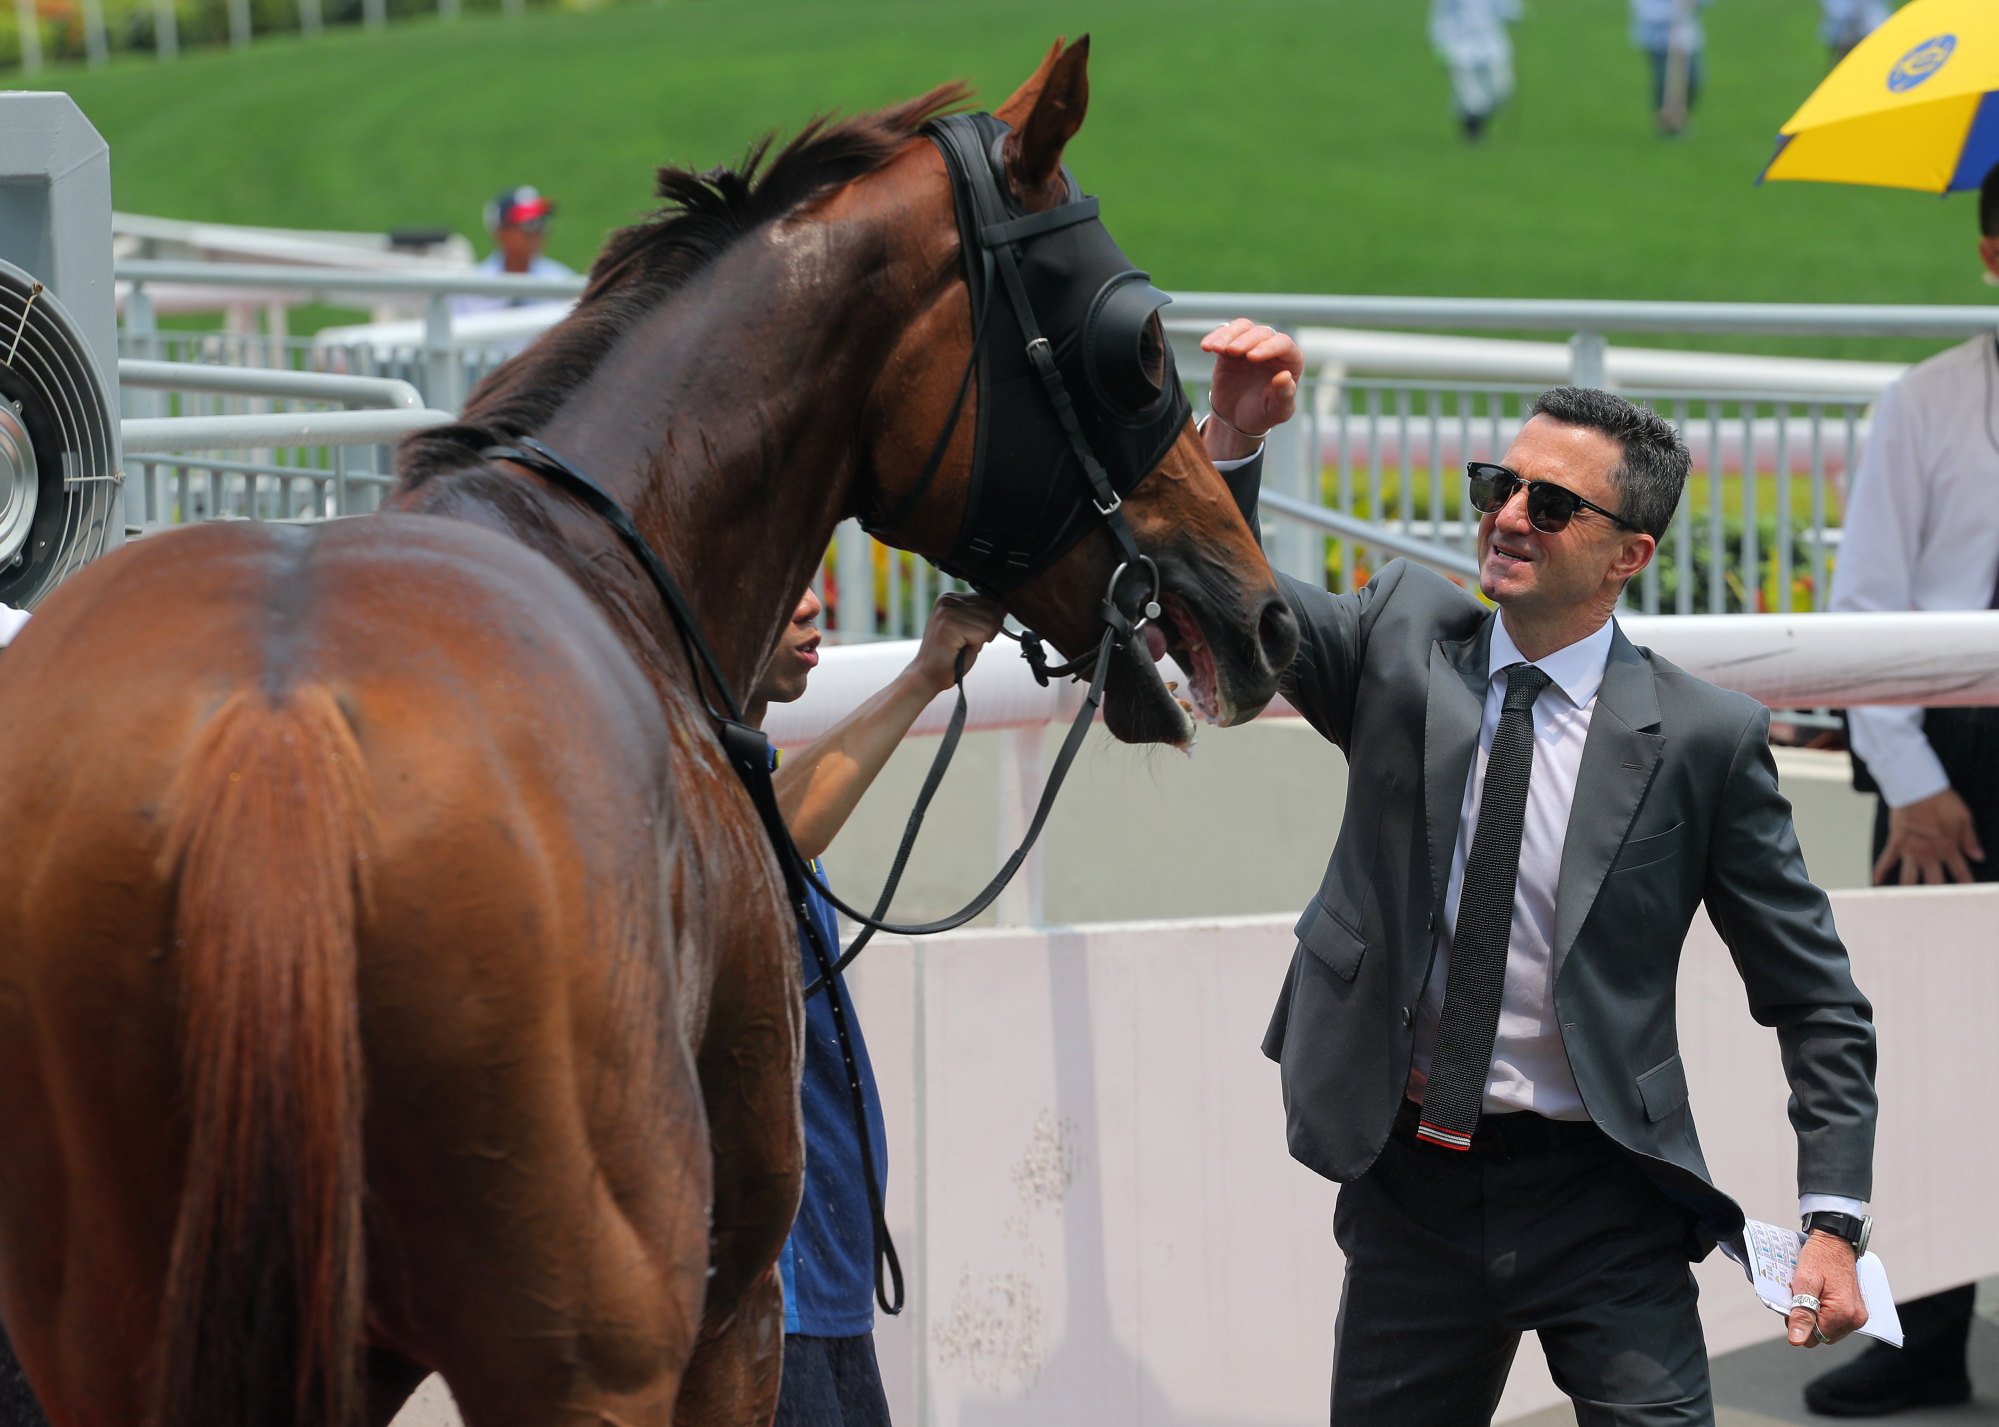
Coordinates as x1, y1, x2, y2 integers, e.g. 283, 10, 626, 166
1466, 462, 1637, 534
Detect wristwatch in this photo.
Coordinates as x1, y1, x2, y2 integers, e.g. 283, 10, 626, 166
1802, 1210, 1871, 1255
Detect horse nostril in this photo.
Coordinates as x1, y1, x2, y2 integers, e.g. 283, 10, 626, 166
1257, 597, 1299, 676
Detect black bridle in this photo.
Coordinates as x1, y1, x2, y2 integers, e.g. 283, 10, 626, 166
477, 107, 1194, 1317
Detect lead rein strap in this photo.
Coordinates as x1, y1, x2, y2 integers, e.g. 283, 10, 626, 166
797, 621, 1116, 946
799, 647, 971, 1000
487, 438, 746, 729
795, 898, 906, 1315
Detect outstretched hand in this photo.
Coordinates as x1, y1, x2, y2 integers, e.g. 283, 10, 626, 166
907, 592, 1007, 695
1199, 319, 1303, 460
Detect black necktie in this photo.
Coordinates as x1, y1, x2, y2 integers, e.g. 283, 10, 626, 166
1417, 661, 1553, 1151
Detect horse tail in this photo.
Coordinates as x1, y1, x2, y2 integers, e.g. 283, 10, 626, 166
151, 687, 374, 1427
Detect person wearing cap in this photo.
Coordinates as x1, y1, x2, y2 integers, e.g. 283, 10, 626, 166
451, 185, 578, 318
1809, 163, 1999, 1421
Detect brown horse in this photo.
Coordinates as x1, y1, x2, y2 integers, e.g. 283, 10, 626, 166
0, 38, 1295, 1427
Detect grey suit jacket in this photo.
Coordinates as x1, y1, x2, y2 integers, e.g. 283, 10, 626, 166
1236, 467, 1877, 1255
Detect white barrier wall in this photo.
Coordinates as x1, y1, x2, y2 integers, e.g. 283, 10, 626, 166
850, 887, 1999, 1427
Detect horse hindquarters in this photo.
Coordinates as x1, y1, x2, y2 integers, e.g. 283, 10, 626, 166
152, 686, 372, 1427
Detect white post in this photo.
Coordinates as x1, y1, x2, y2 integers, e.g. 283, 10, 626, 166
227, 0, 251, 48
993, 724, 1047, 928
423, 294, 459, 414
80, 0, 109, 66
13, 0, 41, 71
296, 0, 321, 40
152, 0, 178, 59
1262, 325, 1318, 583
834, 519, 875, 639
1568, 329, 1608, 389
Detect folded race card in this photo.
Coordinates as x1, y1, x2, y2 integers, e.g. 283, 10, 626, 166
1719, 1219, 1903, 1347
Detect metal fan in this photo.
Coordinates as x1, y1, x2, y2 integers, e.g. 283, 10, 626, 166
0, 257, 119, 608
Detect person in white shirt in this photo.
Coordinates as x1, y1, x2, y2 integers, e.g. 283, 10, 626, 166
1812, 163, 1999, 1422
450, 185, 579, 319
1820, 0, 1889, 64
0, 605, 26, 647
1629, 0, 1710, 135
1428, 0, 1522, 142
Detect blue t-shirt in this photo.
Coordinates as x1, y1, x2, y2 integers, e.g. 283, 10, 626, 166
778, 859, 888, 1338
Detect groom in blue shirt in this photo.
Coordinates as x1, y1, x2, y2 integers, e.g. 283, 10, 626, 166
748, 585, 1002, 1425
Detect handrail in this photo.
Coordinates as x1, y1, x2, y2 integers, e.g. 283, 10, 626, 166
1256, 488, 1481, 578
1169, 292, 1999, 339
763, 610, 1999, 748
120, 359, 427, 410
121, 408, 453, 453
109, 264, 1999, 338
117, 259, 584, 300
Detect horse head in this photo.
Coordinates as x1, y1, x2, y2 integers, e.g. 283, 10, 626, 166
854, 38, 1299, 747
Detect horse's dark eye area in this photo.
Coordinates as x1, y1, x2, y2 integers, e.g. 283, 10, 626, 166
1138, 312, 1166, 393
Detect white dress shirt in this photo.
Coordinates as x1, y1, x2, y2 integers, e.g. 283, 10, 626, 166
1829, 332, 1999, 807
0, 604, 27, 646
1410, 613, 1612, 1121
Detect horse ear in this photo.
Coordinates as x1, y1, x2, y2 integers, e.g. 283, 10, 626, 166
995, 38, 1066, 129
1002, 36, 1090, 204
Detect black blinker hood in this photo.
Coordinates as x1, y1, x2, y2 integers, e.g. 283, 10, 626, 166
909, 111, 1191, 595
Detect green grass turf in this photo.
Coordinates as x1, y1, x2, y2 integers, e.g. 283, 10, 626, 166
11, 0, 1979, 359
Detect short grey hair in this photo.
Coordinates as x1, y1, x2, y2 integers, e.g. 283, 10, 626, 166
1529, 387, 1688, 539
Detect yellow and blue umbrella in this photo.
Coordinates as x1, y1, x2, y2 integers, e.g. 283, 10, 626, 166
1763, 0, 1999, 192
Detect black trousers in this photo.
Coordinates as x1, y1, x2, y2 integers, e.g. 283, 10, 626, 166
0, 1322, 47, 1427
773, 1332, 891, 1427
1865, 711, 1999, 1373
1331, 1114, 1712, 1426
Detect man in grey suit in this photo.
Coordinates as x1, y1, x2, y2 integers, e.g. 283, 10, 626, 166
1197, 321, 1879, 1426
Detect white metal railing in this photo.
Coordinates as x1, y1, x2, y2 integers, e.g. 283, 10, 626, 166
765, 615, 1999, 932
116, 357, 453, 530
108, 267, 1997, 629
766, 611, 1999, 750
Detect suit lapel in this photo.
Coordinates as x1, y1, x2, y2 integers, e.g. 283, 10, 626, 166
1423, 619, 1493, 915
1553, 624, 1666, 973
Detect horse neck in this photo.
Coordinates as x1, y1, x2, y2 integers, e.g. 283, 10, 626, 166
532, 219, 911, 708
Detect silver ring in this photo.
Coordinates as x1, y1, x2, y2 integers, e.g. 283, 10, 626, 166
1790, 1292, 1822, 1315
1104, 555, 1163, 629
1814, 1327, 1832, 1345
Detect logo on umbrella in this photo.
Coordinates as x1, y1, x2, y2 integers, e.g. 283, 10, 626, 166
1887, 34, 1956, 93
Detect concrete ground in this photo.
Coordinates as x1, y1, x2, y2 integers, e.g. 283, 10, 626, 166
1514, 1283, 1999, 1425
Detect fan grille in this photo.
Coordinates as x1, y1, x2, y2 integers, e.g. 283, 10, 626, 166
0, 257, 119, 608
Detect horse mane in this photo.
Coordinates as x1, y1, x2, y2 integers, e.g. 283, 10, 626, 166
397, 81, 973, 485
